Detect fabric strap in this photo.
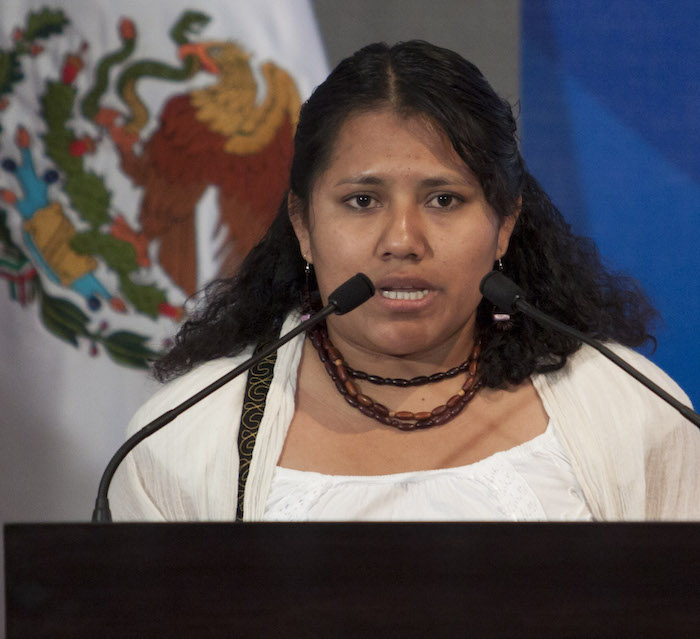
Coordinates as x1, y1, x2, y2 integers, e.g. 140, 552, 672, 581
236, 347, 277, 521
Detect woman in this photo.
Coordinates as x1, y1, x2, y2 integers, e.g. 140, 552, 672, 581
112, 41, 700, 521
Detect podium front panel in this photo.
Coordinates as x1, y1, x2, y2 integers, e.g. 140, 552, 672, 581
5, 522, 700, 637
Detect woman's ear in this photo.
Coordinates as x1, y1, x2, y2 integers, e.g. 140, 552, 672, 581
288, 192, 312, 263
497, 196, 521, 258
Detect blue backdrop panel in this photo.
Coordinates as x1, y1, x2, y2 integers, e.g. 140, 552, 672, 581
522, 0, 700, 407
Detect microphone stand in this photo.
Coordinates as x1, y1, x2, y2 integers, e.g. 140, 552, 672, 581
480, 271, 700, 429
515, 298, 700, 428
92, 273, 374, 522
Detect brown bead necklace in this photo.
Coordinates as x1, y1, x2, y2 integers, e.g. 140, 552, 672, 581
307, 323, 483, 431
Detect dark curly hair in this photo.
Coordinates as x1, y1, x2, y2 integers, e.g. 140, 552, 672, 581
154, 40, 656, 385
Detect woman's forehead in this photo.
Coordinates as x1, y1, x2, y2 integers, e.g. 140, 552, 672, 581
319, 109, 477, 185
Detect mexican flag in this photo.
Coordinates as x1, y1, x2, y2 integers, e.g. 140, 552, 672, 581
0, 0, 327, 583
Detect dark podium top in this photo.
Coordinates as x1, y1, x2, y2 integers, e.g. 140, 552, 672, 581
5, 522, 700, 637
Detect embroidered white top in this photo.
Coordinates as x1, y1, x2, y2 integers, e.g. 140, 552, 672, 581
264, 422, 594, 521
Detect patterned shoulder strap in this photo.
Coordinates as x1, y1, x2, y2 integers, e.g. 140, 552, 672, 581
236, 347, 277, 521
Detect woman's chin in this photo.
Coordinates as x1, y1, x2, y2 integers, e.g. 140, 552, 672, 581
328, 311, 476, 362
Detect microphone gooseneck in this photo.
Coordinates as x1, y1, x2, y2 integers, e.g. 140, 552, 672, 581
92, 273, 375, 522
479, 271, 700, 429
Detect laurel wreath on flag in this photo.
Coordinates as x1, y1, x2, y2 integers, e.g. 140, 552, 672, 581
1, 7, 298, 369
0, 9, 166, 367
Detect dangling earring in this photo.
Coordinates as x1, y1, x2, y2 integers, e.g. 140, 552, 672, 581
492, 257, 513, 331
302, 260, 313, 320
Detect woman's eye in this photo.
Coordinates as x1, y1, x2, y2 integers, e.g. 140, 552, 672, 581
427, 193, 460, 208
346, 194, 377, 209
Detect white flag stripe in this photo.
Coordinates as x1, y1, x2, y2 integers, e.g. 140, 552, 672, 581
0, 0, 327, 626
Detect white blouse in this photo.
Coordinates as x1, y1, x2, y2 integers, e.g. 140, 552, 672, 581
112, 314, 700, 522
263, 422, 594, 522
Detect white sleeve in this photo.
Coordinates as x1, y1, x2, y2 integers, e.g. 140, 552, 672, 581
533, 343, 700, 520
110, 356, 251, 521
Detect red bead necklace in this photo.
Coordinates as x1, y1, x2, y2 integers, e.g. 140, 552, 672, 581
307, 324, 482, 431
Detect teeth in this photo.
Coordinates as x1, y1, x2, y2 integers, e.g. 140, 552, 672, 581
381, 289, 430, 300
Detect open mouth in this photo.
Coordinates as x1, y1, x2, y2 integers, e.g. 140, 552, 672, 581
380, 289, 430, 301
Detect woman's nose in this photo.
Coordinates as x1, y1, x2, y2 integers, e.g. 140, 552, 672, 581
378, 204, 428, 261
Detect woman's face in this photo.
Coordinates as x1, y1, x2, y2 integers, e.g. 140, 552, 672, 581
291, 109, 517, 363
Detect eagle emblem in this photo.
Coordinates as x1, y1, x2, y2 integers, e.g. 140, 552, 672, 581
0, 8, 300, 367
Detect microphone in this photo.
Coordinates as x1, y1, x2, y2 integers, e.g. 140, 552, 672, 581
92, 273, 375, 522
480, 271, 700, 429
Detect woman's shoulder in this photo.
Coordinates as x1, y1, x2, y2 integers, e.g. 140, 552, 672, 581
127, 349, 255, 436
532, 341, 693, 443
554, 342, 690, 407
126, 310, 305, 436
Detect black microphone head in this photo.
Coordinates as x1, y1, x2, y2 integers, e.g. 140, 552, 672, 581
328, 273, 375, 314
479, 271, 526, 312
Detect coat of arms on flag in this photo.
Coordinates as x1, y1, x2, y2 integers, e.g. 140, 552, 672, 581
0, 7, 300, 368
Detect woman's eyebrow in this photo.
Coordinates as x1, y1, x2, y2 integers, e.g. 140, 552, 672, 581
334, 174, 383, 187
334, 174, 475, 187
419, 175, 476, 188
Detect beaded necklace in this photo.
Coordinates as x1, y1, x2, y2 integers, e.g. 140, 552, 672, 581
307, 323, 482, 431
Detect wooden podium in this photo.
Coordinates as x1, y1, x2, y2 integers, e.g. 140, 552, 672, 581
5, 522, 700, 637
